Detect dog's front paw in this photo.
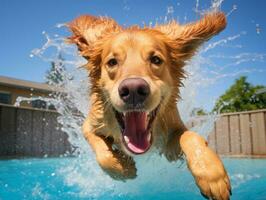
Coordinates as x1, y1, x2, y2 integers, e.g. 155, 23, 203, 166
193, 167, 231, 200
96, 149, 137, 180
188, 152, 231, 200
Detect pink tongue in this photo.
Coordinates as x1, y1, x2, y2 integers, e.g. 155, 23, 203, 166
123, 112, 150, 154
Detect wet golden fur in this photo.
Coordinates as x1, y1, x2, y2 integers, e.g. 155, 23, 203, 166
68, 12, 231, 200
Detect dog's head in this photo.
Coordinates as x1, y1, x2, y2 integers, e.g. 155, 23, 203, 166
68, 13, 226, 155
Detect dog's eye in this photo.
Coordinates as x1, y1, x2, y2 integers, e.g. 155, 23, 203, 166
150, 55, 163, 65
107, 58, 118, 67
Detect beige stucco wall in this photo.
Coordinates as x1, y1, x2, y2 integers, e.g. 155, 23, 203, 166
0, 85, 51, 107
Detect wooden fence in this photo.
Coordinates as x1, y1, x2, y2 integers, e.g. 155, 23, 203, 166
0, 104, 71, 157
206, 109, 266, 157
0, 103, 265, 158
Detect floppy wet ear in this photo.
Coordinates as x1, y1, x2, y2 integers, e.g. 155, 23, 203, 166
67, 15, 121, 59
156, 12, 226, 60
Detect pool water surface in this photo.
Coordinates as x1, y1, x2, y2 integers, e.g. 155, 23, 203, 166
0, 158, 265, 200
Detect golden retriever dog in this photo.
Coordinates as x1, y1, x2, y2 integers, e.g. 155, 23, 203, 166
68, 12, 231, 200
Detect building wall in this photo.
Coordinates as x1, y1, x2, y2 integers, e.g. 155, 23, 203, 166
0, 85, 51, 108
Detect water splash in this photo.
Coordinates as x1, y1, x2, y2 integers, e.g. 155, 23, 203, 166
230, 173, 261, 189
14, 0, 266, 198
195, 0, 200, 14
166, 6, 174, 21
202, 32, 245, 53
226, 4, 237, 17
210, 0, 224, 12
32, 183, 50, 200
123, 0, 130, 12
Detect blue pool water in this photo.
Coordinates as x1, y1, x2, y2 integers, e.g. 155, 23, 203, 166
0, 158, 265, 200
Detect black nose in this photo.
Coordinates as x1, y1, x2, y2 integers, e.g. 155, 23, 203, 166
118, 78, 150, 105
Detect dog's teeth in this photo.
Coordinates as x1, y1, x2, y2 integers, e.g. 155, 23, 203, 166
147, 132, 151, 142
124, 135, 129, 143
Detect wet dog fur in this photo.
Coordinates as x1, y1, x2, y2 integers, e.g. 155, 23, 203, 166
68, 12, 231, 200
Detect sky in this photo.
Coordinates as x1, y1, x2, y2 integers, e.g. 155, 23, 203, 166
0, 0, 266, 111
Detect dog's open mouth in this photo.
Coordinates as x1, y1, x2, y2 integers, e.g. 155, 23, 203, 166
114, 107, 159, 154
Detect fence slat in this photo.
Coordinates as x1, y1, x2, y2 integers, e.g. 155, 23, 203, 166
0, 107, 16, 156
43, 112, 52, 156
59, 125, 71, 156
1, 106, 16, 132
215, 116, 230, 155
207, 125, 216, 153
229, 115, 241, 154
16, 109, 32, 156
240, 114, 252, 155
32, 111, 44, 156
251, 112, 266, 155
50, 113, 62, 156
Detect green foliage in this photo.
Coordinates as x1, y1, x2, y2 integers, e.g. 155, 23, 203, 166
213, 76, 266, 113
192, 108, 207, 116
196, 108, 207, 116
45, 54, 65, 85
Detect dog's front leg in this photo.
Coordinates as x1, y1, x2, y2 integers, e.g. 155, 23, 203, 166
180, 131, 231, 200
84, 131, 137, 180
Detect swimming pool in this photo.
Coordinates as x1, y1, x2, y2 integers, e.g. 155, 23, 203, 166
0, 157, 265, 200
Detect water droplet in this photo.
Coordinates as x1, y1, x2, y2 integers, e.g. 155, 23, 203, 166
56, 23, 65, 28
184, 15, 187, 22
256, 24, 261, 34
167, 6, 174, 15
